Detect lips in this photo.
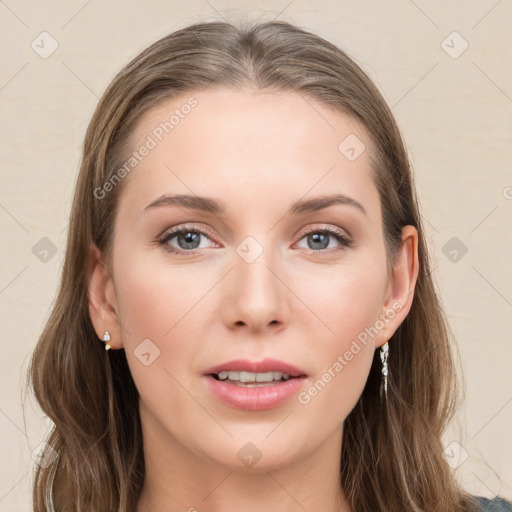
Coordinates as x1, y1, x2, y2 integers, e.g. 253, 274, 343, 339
203, 358, 307, 378
203, 358, 308, 410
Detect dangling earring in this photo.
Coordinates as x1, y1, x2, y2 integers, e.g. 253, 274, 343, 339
101, 330, 112, 351
380, 341, 389, 399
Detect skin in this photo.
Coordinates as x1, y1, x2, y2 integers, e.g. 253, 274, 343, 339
88, 88, 419, 512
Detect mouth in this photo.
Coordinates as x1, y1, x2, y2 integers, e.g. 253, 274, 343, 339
203, 358, 308, 410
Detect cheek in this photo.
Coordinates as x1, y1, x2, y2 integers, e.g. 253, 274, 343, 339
112, 256, 217, 393
293, 258, 385, 414
114, 254, 215, 340
294, 255, 387, 346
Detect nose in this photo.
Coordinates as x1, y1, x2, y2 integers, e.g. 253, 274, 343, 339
221, 244, 290, 334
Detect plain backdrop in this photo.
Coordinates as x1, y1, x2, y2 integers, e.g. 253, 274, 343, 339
0, 1, 511, 510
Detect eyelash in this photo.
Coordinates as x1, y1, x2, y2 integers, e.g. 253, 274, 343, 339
157, 224, 353, 256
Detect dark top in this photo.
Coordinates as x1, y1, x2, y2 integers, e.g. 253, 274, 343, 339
476, 496, 512, 511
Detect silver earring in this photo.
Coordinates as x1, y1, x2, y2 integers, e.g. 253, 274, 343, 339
380, 341, 389, 399
101, 330, 112, 351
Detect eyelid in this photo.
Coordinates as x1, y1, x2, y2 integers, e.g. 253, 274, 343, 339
157, 224, 219, 247
298, 223, 351, 239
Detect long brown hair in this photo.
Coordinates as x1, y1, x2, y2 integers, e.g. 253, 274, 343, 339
27, 18, 480, 511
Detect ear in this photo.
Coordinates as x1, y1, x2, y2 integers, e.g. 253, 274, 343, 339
376, 225, 419, 348
88, 244, 123, 349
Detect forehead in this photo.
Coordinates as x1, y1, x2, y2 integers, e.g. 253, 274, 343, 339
117, 87, 379, 222
130, 87, 369, 155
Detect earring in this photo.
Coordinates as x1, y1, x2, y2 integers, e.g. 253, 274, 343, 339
101, 331, 112, 351
380, 341, 389, 399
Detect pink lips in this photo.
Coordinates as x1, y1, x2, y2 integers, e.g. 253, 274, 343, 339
203, 358, 307, 411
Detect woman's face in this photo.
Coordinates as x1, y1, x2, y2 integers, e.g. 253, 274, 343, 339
90, 87, 416, 471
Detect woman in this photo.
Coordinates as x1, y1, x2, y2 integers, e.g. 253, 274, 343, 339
28, 19, 511, 512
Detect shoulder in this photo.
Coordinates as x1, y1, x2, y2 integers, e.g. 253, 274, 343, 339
474, 496, 512, 511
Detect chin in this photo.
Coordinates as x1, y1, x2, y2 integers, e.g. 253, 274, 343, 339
194, 433, 309, 474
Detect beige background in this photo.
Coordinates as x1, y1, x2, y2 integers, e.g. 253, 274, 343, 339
1, 1, 511, 509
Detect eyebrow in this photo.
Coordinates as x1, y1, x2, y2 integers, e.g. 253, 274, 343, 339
143, 193, 367, 217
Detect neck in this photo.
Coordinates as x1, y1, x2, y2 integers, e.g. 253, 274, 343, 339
136, 409, 351, 512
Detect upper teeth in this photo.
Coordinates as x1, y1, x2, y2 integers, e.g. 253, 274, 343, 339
217, 371, 291, 382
